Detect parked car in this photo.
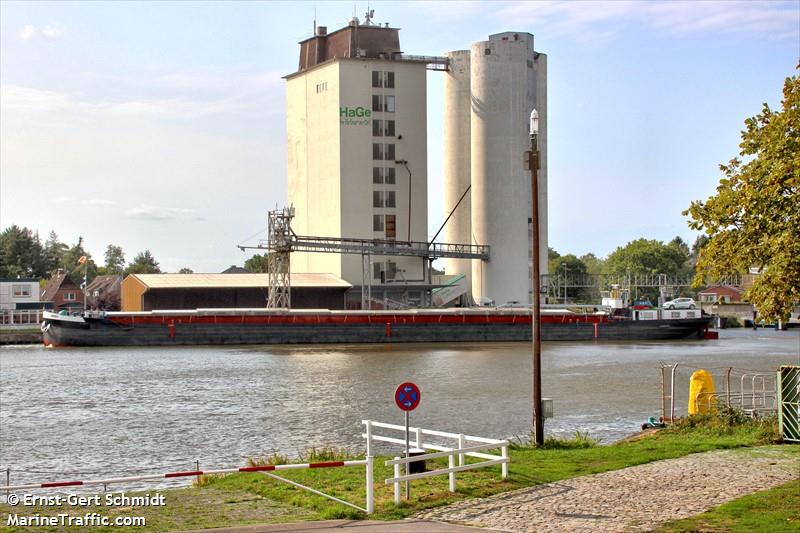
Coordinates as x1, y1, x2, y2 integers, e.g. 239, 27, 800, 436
663, 297, 696, 310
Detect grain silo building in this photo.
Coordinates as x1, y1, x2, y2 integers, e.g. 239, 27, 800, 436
443, 32, 547, 306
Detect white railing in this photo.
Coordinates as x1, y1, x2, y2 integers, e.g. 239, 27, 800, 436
362, 420, 509, 505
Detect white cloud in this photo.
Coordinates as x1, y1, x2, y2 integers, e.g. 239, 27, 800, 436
19, 23, 66, 41
82, 199, 116, 207
125, 205, 196, 221
491, 0, 799, 42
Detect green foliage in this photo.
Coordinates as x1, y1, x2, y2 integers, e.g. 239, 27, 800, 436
0, 225, 46, 278
244, 253, 287, 273
549, 252, 591, 302
668, 407, 779, 442
61, 237, 97, 284
298, 446, 356, 462
103, 244, 126, 275
512, 430, 601, 450
124, 250, 162, 275
178, 267, 194, 274
684, 73, 800, 322
604, 238, 689, 277
43, 231, 68, 274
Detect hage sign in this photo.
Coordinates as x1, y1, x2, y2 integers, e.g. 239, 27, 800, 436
340, 106, 371, 126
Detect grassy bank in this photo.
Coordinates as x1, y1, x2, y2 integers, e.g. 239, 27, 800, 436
0, 412, 792, 532
658, 479, 800, 532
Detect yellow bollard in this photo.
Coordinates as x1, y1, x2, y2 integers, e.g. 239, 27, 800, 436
688, 369, 717, 415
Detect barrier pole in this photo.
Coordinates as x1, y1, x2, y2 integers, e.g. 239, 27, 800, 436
448, 454, 456, 492
393, 459, 401, 505
458, 434, 465, 466
415, 427, 423, 450
365, 420, 373, 457
365, 456, 374, 514
404, 411, 410, 499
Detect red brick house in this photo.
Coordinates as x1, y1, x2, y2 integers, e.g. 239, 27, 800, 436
41, 271, 85, 311
698, 284, 745, 304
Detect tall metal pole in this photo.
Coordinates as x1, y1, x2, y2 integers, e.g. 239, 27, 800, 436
529, 109, 544, 445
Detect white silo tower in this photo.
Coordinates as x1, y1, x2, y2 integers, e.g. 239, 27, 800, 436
442, 50, 473, 297
467, 32, 547, 305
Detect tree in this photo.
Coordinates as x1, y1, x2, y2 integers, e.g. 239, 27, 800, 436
0, 225, 46, 278
124, 250, 161, 275
178, 267, 194, 274
43, 231, 68, 275
550, 253, 589, 302
580, 253, 604, 276
61, 237, 97, 285
244, 253, 286, 273
684, 73, 800, 321
603, 238, 688, 277
103, 245, 126, 275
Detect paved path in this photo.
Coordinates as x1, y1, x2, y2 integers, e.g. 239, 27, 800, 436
416, 447, 799, 532
181, 519, 490, 532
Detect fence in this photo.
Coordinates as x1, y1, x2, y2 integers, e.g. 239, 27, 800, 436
362, 420, 509, 505
5, 458, 375, 514
778, 365, 800, 442
660, 362, 779, 421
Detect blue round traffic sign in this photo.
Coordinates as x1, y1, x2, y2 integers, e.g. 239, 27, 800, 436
395, 382, 421, 411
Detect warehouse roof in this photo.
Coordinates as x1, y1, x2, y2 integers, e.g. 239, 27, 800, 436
127, 273, 352, 289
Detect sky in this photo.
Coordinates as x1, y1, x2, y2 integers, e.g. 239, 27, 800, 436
1, 0, 798, 273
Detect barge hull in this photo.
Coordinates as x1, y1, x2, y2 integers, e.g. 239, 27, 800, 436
42, 312, 712, 346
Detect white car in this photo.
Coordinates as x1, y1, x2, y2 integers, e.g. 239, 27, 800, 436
663, 297, 696, 310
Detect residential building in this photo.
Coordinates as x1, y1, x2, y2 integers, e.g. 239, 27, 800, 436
86, 275, 123, 311
0, 278, 48, 310
698, 285, 745, 304
41, 271, 84, 311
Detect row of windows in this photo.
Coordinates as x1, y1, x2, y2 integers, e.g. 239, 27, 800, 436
373, 119, 395, 137
11, 284, 31, 297
373, 143, 396, 161
372, 71, 395, 89
373, 190, 396, 208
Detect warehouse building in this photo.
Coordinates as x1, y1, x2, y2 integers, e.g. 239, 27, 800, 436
121, 273, 351, 312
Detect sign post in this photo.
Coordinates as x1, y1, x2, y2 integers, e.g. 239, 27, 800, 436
394, 381, 421, 499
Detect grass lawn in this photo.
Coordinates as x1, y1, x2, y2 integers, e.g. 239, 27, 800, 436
657, 479, 800, 532
0, 411, 793, 532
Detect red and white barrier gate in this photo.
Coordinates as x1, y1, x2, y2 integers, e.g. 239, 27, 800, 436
5, 458, 375, 514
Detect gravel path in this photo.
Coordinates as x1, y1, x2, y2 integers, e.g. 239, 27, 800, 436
416, 447, 799, 532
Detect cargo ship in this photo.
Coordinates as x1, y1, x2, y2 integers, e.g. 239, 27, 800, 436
41, 308, 713, 347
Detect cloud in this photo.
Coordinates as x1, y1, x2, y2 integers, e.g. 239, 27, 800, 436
19, 23, 66, 41
125, 205, 196, 221
491, 0, 799, 42
82, 199, 116, 207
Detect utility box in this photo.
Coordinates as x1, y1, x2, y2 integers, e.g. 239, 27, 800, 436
541, 398, 554, 419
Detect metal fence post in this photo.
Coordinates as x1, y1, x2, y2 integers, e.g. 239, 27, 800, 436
393, 458, 401, 505
365, 420, 373, 457
501, 445, 508, 479
448, 454, 456, 492
415, 427, 423, 450
458, 434, 465, 466
365, 455, 374, 514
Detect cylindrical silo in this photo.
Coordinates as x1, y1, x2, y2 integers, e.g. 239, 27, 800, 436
442, 50, 472, 301
470, 32, 547, 305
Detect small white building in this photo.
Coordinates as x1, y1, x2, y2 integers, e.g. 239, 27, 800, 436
0, 278, 42, 310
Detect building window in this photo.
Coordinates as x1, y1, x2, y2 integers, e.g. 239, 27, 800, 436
373, 262, 383, 280
12, 284, 31, 298
373, 190, 385, 208
385, 215, 396, 238
315, 81, 327, 93
372, 119, 396, 137
63, 292, 76, 301
385, 191, 396, 208
372, 95, 383, 112
373, 167, 384, 184
385, 261, 397, 279
386, 143, 395, 161
372, 71, 395, 88
373, 215, 384, 232
386, 167, 396, 184
385, 95, 395, 112
372, 143, 384, 160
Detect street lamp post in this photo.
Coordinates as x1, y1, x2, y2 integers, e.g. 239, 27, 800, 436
529, 109, 544, 445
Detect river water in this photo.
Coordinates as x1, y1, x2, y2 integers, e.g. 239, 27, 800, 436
0, 329, 797, 491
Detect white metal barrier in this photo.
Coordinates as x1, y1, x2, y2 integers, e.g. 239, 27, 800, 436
362, 420, 509, 505
5, 459, 375, 514
0, 309, 43, 327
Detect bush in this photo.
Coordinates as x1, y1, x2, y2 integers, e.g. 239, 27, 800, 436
511, 430, 601, 450
668, 406, 778, 442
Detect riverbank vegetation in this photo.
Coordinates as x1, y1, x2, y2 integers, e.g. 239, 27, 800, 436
2, 411, 794, 532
